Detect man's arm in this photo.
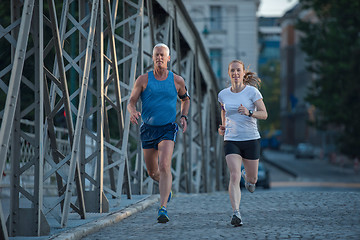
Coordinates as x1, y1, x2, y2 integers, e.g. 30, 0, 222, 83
127, 74, 146, 124
174, 75, 190, 133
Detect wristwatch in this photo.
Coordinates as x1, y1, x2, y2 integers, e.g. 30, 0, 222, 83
180, 115, 188, 122
248, 110, 253, 117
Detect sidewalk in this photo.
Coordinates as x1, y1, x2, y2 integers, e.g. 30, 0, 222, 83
80, 191, 359, 240
7, 194, 159, 240
262, 149, 360, 184
8, 191, 360, 239
6, 149, 360, 239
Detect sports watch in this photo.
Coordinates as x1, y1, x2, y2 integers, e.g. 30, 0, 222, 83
248, 110, 253, 117
180, 115, 188, 122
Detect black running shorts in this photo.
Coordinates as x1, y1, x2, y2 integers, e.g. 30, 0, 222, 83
224, 139, 261, 160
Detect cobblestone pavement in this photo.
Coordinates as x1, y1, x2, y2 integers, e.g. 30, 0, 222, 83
82, 191, 360, 240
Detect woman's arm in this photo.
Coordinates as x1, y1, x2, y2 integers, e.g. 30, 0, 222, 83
252, 98, 268, 120
218, 104, 226, 135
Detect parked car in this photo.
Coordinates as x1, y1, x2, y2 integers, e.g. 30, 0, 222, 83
295, 143, 315, 159
260, 130, 282, 150
240, 162, 270, 189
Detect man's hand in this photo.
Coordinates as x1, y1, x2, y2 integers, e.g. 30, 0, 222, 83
180, 117, 187, 133
130, 111, 141, 125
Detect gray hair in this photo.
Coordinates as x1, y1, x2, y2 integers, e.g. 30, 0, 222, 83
153, 43, 170, 56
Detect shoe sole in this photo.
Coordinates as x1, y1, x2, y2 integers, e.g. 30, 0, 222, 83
231, 221, 243, 227
232, 222, 243, 227
157, 214, 169, 223
245, 182, 256, 193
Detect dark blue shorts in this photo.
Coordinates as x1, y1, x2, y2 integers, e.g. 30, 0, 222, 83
140, 122, 178, 149
224, 139, 261, 160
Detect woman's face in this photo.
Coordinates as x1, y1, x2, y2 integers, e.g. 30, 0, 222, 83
228, 62, 244, 85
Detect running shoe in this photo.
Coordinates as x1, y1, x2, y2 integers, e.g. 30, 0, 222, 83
157, 206, 170, 223
167, 190, 172, 203
231, 210, 243, 227
241, 169, 256, 193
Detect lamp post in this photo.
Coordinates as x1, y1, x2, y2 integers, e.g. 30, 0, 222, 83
202, 25, 209, 37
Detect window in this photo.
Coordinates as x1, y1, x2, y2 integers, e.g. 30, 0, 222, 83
210, 49, 222, 78
210, 6, 221, 31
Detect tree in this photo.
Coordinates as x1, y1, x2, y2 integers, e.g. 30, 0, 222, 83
258, 59, 281, 132
296, 0, 360, 157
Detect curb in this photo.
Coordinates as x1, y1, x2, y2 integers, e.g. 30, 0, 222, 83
49, 194, 160, 240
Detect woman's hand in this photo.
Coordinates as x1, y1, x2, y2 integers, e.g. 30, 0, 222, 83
218, 125, 225, 135
238, 104, 249, 116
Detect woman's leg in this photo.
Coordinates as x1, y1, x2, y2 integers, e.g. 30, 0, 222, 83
242, 159, 259, 184
226, 154, 242, 211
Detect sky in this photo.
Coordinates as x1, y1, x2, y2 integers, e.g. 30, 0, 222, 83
257, 0, 299, 17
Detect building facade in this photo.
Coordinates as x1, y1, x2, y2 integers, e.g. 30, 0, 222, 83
183, 0, 260, 89
257, 17, 282, 145
258, 17, 281, 66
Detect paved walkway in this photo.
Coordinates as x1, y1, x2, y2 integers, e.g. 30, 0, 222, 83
79, 191, 360, 240
8, 194, 157, 240
7, 149, 360, 239
7, 188, 360, 239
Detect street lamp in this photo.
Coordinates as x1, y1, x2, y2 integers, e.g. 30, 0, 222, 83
202, 25, 209, 37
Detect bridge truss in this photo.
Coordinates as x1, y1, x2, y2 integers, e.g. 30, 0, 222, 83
0, 0, 225, 238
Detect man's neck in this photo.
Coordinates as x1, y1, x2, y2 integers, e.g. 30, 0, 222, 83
153, 68, 168, 80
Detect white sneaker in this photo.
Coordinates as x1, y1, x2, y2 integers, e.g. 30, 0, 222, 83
241, 169, 256, 193
231, 210, 243, 226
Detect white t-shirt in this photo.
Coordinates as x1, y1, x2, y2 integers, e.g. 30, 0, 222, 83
218, 86, 262, 141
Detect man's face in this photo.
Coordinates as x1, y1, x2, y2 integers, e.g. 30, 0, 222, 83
152, 46, 170, 69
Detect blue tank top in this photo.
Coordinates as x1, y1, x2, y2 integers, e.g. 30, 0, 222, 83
141, 71, 177, 126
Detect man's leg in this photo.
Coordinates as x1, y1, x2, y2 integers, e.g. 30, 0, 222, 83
144, 148, 160, 182
157, 140, 174, 208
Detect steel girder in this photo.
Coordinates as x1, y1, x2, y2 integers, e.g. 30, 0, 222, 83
0, 0, 45, 238
0, 0, 223, 237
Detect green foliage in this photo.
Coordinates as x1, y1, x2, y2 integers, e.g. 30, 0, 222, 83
297, 0, 360, 157
258, 60, 281, 132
